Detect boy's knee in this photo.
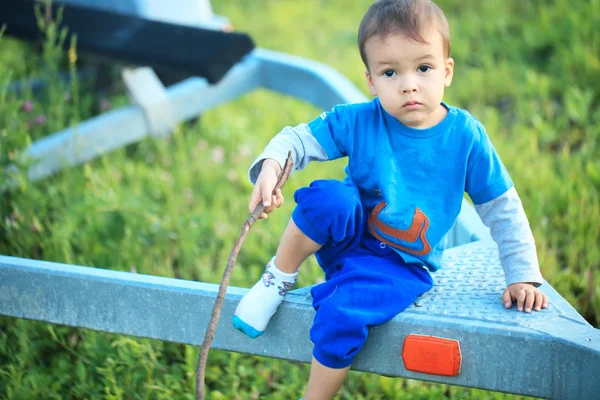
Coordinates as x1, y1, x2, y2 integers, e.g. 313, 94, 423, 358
310, 316, 365, 369
293, 180, 362, 244
296, 180, 359, 213
310, 300, 367, 369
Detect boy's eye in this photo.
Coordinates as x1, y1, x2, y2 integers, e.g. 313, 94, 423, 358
383, 70, 397, 78
418, 65, 431, 73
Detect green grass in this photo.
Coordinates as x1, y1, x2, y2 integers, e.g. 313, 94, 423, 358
1, 0, 599, 398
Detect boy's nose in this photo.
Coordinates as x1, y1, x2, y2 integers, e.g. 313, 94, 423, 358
401, 83, 418, 94
400, 76, 418, 93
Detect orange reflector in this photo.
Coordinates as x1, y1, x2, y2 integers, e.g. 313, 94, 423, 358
401, 334, 461, 376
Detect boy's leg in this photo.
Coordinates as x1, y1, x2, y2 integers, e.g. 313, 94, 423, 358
275, 218, 322, 274
234, 180, 363, 338
232, 218, 320, 337
303, 357, 350, 400
307, 244, 434, 397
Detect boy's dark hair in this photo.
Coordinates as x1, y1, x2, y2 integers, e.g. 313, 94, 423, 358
358, 0, 450, 69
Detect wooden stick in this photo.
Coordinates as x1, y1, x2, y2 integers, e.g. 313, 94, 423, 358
196, 151, 294, 400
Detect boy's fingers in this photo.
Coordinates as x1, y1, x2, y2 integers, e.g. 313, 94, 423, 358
274, 191, 284, 208
261, 195, 279, 215
502, 289, 512, 308
524, 289, 535, 312
275, 189, 284, 208
534, 291, 544, 311
516, 289, 526, 312
542, 293, 549, 308
261, 191, 285, 214
249, 187, 261, 214
262, 186, 272, 207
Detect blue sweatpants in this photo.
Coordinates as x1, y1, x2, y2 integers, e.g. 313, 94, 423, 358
292, 179, 434, 369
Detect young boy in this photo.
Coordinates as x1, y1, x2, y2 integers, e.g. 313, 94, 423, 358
233, 0, 548, 398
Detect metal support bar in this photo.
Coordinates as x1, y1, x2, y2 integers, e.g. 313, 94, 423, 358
2, 242, 598, 399
18, 53, 263, 182
17, 48, 363, 182
257, 49, 367, 110
122, 66, 175, 137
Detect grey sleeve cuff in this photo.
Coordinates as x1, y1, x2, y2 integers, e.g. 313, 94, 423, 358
248, 123, 328, 183
474, 186, 544, 287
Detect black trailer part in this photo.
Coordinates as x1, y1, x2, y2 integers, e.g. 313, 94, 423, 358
0, 0, 255, 84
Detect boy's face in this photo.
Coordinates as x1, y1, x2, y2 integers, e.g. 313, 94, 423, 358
364, 28, 454, 129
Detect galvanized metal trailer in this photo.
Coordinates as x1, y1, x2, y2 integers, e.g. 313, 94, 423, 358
1, 1, 599, 399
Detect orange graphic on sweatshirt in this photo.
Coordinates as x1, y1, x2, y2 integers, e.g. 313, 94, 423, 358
368, 201, 431, 256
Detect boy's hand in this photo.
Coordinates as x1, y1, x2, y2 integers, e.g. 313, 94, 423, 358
502, 282, 548, 313
249, 159, 284, 219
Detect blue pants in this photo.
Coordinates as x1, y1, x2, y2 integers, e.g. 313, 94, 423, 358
292, 179, 433, 369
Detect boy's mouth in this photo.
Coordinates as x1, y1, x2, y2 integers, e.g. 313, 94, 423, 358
403, 100, 421, 110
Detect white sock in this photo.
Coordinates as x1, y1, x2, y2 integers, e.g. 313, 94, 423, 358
233, 257, 298, 335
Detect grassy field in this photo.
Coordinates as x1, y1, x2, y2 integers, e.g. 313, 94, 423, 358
1, 0, 599, 398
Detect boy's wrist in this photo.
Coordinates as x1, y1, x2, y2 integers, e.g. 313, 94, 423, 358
262, 158, 282, 175
508, 281, 540, 288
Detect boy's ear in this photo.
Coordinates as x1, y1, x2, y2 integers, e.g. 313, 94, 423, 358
444, 57, 454, 87
365, 70, 377, 96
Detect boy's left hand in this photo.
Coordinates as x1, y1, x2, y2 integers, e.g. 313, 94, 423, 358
502, 283, 548, 313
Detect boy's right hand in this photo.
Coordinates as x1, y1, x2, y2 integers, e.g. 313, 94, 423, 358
249, 159, 284, 219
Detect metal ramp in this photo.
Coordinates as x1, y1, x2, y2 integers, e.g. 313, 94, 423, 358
1, 1, 599, 399
2, 241, 599, 399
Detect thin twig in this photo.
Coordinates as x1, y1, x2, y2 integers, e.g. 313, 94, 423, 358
196, 151, 294, 400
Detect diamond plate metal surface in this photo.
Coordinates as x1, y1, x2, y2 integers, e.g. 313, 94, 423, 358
408, 246, 560, 325
290, 243, 564, 326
